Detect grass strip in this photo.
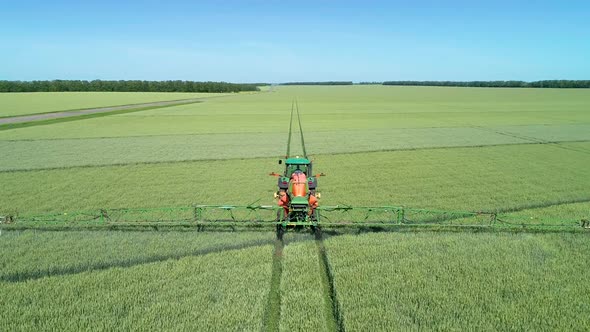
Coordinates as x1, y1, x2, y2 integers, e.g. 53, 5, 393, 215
263, 238, 284, 332
0, 101, 202, 131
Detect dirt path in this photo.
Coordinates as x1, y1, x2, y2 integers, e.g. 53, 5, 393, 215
0, 98, 204, 125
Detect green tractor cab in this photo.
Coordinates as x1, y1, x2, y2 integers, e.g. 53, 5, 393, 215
283, 157, 312, 177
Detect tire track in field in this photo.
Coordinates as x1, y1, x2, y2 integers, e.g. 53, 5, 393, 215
262, 238, 284, 332
315, 230, 345, 332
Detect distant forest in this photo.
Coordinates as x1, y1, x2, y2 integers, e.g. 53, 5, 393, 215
277, 80, 590, 88
280, 81, 353, 85
382, 80, 590, 88
0, 80, 260, 93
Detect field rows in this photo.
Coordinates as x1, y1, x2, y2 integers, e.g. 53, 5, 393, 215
1, 86, 589, 141
325, 232, 590, 331
124, 85, 590, 116
279, 237, 331, 332
2, 230, 589, 331
1, 125, 590, 171
2, 142, 588, 215
0, 231, 274, 331
0, 231, 272, 282
1, 86, 589, 330
0, 111, 588, 141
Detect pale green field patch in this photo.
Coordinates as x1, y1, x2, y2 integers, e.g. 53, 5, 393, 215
326, 232, 590, 331
0, 126, 532, 171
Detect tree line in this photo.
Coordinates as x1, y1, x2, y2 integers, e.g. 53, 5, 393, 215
357, 82, 383, 85
280, 81, 353, 85
0, 80, 260, 93
4, 80, 587, 91
382, 80, 590, 88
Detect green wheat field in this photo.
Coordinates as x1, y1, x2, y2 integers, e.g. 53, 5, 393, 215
1, 85, 589, 330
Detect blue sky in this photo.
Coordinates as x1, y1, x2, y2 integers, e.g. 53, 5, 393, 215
1, 1, 589, 82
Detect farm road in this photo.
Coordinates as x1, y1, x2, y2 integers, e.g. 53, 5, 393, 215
0, 98, 203, 124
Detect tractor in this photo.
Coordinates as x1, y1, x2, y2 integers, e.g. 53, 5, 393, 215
271, 156, 322, 223
270, 101, 324, 237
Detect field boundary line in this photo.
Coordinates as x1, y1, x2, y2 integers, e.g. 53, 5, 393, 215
262, 239, 284, 332
315, 231, 345, 332
3, 139, 590, 174
474, 125, 548, 143
475, 126, 590, 155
